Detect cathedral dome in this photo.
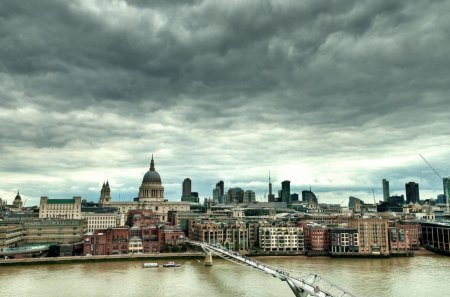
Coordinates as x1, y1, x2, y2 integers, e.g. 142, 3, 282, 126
142, 155, 162, 184
142, 170, 161, 183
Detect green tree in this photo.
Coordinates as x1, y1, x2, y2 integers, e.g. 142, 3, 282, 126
47, 244, 60, 257
162, 243, 170, 253
172, 245, 180, 253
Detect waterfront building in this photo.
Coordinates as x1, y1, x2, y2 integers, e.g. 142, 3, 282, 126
189, 219, 250, 251
421, 221, 450, 254
405, 182, 420, 204
389, 222, 420, 254
83, 227, 130, 255
98, 156, 190, 222
259, 225, 305, 253
128, 236, 143, 254
39, 196, 82, 219
81, 207, 124, 233
330, 228, 359, 255
348, 218, 389, 255
160, 226, 186, 250
0, 225, 23, 252
303, 224, 329, 255
382, 179, 390, 201
23, 219, 86, 244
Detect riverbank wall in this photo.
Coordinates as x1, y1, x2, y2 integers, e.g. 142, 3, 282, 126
0, 252, 204, 267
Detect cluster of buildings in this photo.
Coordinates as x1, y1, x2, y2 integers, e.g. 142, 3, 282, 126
1, 157, 450, 259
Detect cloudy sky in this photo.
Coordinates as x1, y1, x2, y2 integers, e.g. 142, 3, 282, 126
1, 0, 449, 206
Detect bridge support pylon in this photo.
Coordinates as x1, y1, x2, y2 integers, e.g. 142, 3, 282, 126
286, 279, 309, 297
204, 251, 213, 266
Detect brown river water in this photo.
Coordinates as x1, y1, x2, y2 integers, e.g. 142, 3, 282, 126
0, 255, 449, 297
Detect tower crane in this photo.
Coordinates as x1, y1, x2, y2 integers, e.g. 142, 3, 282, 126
419, 153, 449, 213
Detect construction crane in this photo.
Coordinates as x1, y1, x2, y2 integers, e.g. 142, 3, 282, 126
418, 153, 449, 213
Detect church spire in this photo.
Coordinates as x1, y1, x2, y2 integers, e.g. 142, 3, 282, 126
150, 154, 155, 171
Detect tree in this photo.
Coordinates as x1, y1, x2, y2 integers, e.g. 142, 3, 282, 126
172, 245, 180, 253
162, 243, 170, 253
47, 244, 60, 257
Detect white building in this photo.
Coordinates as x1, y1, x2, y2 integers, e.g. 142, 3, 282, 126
259, 226, 305, 252
81, 212, 125, 233
39, 196, 82, 219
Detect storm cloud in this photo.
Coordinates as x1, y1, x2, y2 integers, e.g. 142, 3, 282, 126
1, 0, 449, 205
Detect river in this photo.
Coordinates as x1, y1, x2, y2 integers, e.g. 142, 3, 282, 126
0, 255, 449, 297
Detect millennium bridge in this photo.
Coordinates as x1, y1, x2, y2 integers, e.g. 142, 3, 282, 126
188, 241, 356, 297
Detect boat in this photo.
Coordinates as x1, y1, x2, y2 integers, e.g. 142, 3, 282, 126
143, 263, 159, 268
162, 262, 181, 267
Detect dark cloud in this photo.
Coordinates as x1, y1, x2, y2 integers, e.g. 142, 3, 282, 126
1, 0, 449, 204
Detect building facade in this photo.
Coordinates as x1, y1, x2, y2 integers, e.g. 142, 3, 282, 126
382, 179, 390, 201
259, 225, 305, 253
189, 220, 250, 251
348, 218, 389, 255
304, 225, 329, 255
421, 222, 450, 254
23, 219, 86, 244
405, 182, 420, 204
83, 227, 130, 255
281, 180, 291, 204
0, 225, 23, 252
39, 197, 82, 219
330, 228, 359, 255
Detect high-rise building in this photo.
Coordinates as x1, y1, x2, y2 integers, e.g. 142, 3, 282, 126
227, 188, 244, 204
302, 190, 318, 206
382, 179, 390, 201
405, 182, 420, 204
268, 172, 275, 202
216, 181, 224, 196
443, 177, 450, 204
182, 178, 191, 198
213, 181, 225, 203
281, 180, 291, 204
243, 190, 256, 203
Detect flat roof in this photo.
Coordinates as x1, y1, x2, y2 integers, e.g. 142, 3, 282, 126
47, 199, 76, 204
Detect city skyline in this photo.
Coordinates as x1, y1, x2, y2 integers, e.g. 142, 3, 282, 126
1, 0, 450, 205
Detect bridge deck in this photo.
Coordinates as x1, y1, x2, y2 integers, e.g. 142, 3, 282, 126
189, 241, 356, 297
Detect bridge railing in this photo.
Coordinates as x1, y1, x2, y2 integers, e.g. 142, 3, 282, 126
188, 240, 357, 297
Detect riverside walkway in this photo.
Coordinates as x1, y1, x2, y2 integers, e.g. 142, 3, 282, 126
189, 241, 356, 297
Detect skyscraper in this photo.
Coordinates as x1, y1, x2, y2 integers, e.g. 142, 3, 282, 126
281, 180, 291, 204
443, 177, 450, 204
382, 179, 390, 201
268, 172, 275, 202
182, 178, 191, 198
405, 182, 420, 204
214, 181, 225, 203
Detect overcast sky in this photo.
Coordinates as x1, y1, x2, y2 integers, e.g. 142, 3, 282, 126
1, 0, 449, 206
